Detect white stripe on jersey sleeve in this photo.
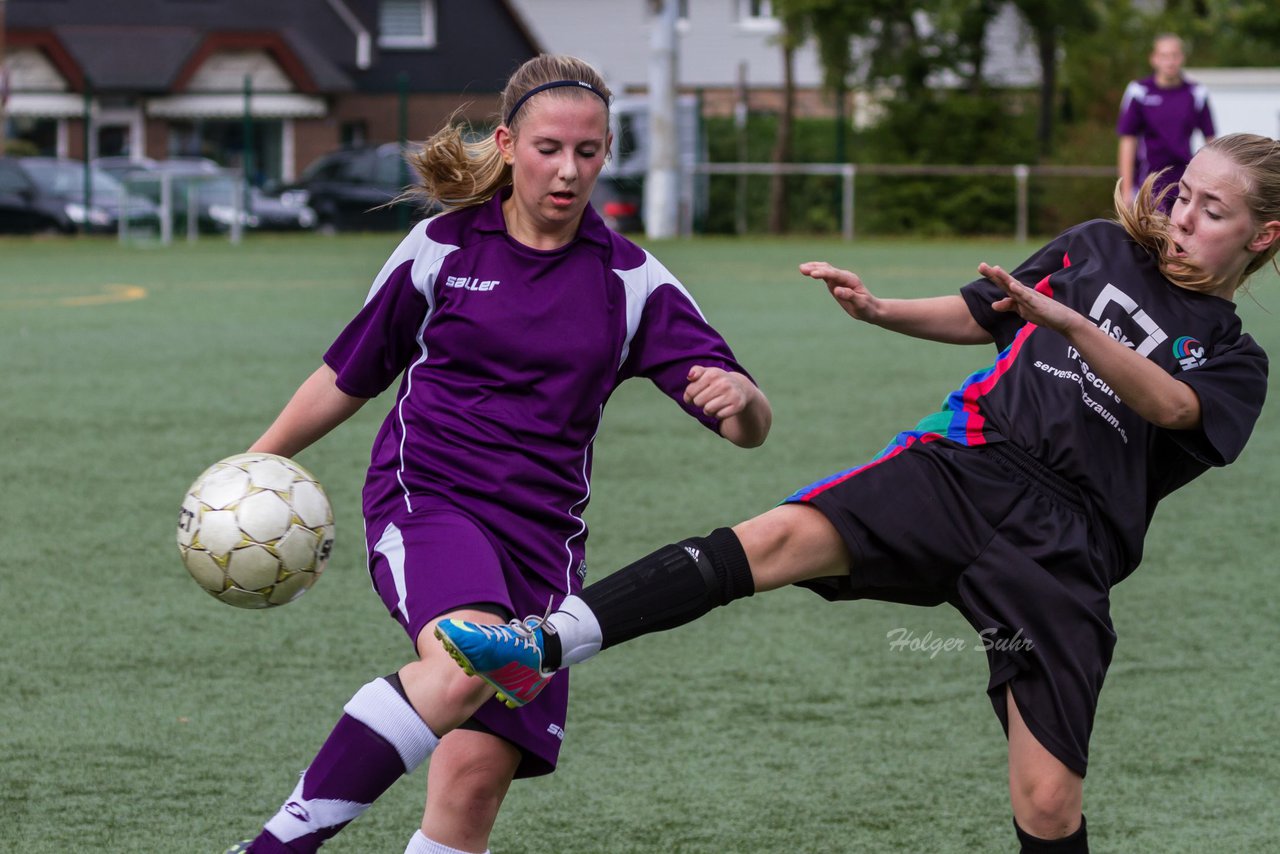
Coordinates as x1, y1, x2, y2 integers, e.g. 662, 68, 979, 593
612, 249, 708, 368
362, 215, 459, 309
1192, 83, 1209, 113
1120, 80, 1147, 113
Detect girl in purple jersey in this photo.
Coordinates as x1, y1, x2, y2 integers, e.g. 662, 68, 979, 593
438, 134, 1280, 853
226, 54, 771, 854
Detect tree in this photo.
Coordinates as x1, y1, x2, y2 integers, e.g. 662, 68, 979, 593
763, 0, 876, 233
937, 0, 1004, 93
776, 0, 991, 106
1161, 0, 1280, 67
762, 22, 793, 236
1010, 0, 1099, 155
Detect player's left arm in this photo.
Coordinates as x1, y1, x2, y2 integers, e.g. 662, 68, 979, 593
683, 365, 773, 448
979, 262, 1202, 430
249, 364, 371, 457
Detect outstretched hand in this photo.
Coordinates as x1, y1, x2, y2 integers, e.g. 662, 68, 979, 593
799, 261, 880, 322
979, 262, 1078, 334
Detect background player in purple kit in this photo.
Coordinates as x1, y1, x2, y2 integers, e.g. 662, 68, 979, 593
1117, 33, 1216, 212
439, 134, 1280, 853
225, 54, 772, 854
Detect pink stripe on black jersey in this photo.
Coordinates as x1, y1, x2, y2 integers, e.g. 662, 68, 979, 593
938, 269, 1059, 445
788, 266, 1061, 503
786, 431, 942, 502
949, 322, 1037, 445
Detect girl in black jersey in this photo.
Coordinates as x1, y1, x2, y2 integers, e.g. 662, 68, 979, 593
437, 134, 1280, 853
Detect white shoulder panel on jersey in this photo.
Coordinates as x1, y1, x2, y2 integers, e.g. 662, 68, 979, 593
362, 215, 459, 319
1120, 80, 1148, 113
612, 249, 707, 368
1192, 83, 1209, 112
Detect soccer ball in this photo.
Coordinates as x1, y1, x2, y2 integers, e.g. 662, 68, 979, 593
177, 452, 335, 609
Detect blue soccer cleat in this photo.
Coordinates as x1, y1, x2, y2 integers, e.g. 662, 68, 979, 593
435, 616, 552, 708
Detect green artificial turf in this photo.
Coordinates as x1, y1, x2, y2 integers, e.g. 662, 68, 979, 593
1, 231, 1276, 852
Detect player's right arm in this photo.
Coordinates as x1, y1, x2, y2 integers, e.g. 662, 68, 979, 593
249, 364, 369, 458
798, 261, 992, 345
1117, 135, 1138, 200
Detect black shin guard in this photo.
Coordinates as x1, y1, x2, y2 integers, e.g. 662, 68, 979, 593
580, 527, 754, 650
1015, 815, 1088, 853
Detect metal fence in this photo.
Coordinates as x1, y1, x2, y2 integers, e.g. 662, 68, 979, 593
690, 162, 1117, 241
119, 171, 248, 245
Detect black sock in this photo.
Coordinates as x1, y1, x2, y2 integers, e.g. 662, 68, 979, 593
542, 631, 564, 670
1015, 815, 1087, 853
383, 671, 410, 703
579, 527, 754, 651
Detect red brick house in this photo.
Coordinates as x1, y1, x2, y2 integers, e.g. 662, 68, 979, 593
2, 0, 541, 182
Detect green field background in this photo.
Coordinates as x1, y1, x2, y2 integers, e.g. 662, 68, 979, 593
1, 232, 1277, 853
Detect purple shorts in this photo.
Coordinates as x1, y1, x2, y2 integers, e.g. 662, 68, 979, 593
365, 503, 571, 778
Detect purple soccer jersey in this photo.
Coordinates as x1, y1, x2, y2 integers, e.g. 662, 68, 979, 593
322, 190, 753, 774
1117, 74, 1215, 201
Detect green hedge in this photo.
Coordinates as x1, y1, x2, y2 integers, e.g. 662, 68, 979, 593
701, 90, 1116, 239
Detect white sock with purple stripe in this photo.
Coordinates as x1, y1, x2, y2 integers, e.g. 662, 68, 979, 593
342, 676, 439, 771
260, 677, 439, 849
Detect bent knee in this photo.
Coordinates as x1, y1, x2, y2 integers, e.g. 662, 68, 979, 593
430, 735, 519, 813
400, 655, 494, 718
437, 665, 494, 708
734, 504, 849, 590
1012, 775, 1082, 837
436, 765, 510, 812
438, 652, 497, 698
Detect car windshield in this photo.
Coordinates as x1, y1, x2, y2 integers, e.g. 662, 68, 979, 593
300, 154, 351, 182
375, 151, 409, 187
22, 160, 126, 198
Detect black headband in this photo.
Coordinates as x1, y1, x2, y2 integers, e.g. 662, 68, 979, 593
504, 80, 609, 127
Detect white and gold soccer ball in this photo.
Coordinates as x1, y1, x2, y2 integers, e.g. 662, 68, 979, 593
177, 452, 335, 609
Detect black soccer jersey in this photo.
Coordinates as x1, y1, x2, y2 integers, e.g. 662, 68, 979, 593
946, 220, 1267, 578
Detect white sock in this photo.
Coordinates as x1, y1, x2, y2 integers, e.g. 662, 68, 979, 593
545, 595, 603, 668
405, 829, 490, 854
343, 676, 440, 772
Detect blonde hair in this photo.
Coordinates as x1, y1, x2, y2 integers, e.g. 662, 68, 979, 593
403, 55, 611, 212
1114, 133, 1280, 292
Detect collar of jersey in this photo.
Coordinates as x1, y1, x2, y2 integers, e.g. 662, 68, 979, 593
473, 186, 612, 250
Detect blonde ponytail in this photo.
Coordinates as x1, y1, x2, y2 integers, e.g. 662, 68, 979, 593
402, 113, 511, 211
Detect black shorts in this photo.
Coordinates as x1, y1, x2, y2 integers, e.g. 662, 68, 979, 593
786, 436, 1118, 777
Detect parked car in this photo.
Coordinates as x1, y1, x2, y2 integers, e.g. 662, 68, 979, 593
285, 143, 431, 232
592, 174, 644, 233
99, 157, 317, 233
0, 156, 159, 234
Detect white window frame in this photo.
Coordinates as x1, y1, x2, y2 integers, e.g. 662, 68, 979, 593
377, 0, 437, 50
676, 0, 691, 34
734, 0, 779, 33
